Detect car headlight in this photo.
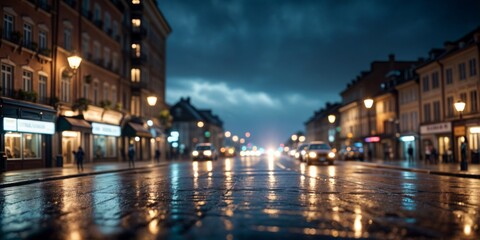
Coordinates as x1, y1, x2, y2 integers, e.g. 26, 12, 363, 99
192, 151, 199, 156
308, 152, 317, 158
295, 152, 300, 158
204, 150, 212, 156
328, 152, 335, 159
301, 150, 306, 156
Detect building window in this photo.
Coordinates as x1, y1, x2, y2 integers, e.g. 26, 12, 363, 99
94, 4, 101, 21
112, 21, 119, 38
131, 68, 140, 82
471, 90, 478, 113
433, 101, 440, 121
423, 103, 431, 122
445, 68, 453, 85
411, 112, 418, 131
460, 92, 467, 103
132, 19, 141, 30
112, 52, 118, 71
82, 35, 90, 58
23, 70, 33, 92
446, 96, 454, 117
103, 83, 109, 101
422, 76, 429, 92
431, 71, 439, 89
83, 83, 90, 99
132, 43, 141, 57
64, 28, 72, 50
111, 86, 117, 103
104, 12, 111, 32
131, 96, 140, 116
469, 58, 477, 77
93, 42, 100, 62
104, 47, 110, 67
93, 82, 99, 105
5, 133, 41, 160
82, 0, 90, 14
1, 64, 14, 96
61, 72, 71, 102
23, 23, 32, 47
459, 62, 466, 80
3, 14, 14, 39
38, 74, 47, 102
39, 31, 47, 49
132, 0, 141, 4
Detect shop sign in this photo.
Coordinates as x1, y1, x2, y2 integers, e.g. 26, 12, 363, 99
3, 117, 17, 131
365, 136, 380, 142
420, 122, 451, 134
455, 126, 466, 136
400, 136, 415, 142
92, 123, 121, 136
17, 119, 55, 134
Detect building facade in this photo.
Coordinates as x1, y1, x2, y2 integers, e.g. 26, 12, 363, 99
1, 0, 171, 171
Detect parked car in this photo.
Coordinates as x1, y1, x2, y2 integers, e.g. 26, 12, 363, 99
294, 143, 309, 162
192, 143, 218, 161
339, 145, 364, 161
304, 141, 336, 165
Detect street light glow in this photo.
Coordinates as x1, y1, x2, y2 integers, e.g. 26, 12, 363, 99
328, 114, 336, 124
67, 53, 82, 71
291, 134, 298, 141
147, 95, 158, 106
197, 121, 204, 128
364, 98, 374, 109
298, 136, 306, 142
225, 131, 231, 138
245, 132, 251, 138
454, 100, 466, 112
232, 135, 239, 142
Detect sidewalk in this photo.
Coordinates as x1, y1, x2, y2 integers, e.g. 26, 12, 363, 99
0, 160, 169, 189
356, 159, 480, 179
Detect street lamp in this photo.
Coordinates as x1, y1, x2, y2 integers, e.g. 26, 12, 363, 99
328, 114, 336, 146
454, 100, 467, 171
197, 121, 204, 128
291, 134, 298, 142
147, 95, 157, 106
67, 53, 82, 72
328, 114, 336, 124
225, 131, 231, 138
298, 136, 306, 143
364, 98, 374, 160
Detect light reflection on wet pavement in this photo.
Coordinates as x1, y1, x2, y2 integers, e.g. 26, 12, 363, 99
0, 156, 479, 239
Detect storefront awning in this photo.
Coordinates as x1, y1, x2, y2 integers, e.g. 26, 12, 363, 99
123, 122, 152, 138
57, 117, 92, 132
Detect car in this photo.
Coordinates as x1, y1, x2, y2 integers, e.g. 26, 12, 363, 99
294, 143, 309, 162
339, 145, 364, 161
192, 143, 218, 161
304, 141, 336, 165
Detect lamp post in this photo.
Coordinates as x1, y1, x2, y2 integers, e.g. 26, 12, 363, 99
67, 53, 82, 73
328, 114, 336, 150
454, 100, 467, 171
147, 95, 158, 161
364, 98, 374, 160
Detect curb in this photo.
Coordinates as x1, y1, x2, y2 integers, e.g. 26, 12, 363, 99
0, 163, 168, 189
358, 162, 480, 179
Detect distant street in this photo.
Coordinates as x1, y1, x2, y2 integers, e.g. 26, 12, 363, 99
1, 156, 479, 239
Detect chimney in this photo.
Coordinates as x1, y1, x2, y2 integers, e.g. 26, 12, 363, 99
388, 54, 395, 62
186, 97, 191, 103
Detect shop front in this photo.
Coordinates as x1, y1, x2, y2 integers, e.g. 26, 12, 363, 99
453, 119, 480, 164
399, 134, 419, 161
123, 121, 153, 161
1, 97, 56, 171
83, 107, 123, 162
420, 122, 452, 162
57, 116, 92, 165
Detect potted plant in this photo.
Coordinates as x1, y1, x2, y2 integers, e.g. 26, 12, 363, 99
72, 98, 90, 114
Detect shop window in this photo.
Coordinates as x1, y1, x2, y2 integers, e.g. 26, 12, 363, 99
5, 132, 41, 159
94, 135, 117, 158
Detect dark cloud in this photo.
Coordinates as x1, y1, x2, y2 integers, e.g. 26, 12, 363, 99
158, 0, 480, 146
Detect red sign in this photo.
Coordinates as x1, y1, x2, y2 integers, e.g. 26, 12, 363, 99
365, 136, 380, 142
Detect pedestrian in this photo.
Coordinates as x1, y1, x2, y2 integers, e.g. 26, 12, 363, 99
73, 146, 84, 171
384, 145, 391, 161
425, 145, 431, 163
431, 146, 438, 164
128, 144, 135, 168
155, 148, 161, 162
407, 144, 414, 162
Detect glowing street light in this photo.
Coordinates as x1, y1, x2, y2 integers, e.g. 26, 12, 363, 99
328, 114, 336, 124
232, 135, 239, 142
225, 131, 231, 138
147, 95, 158, 106
291, 134, 298, 141
298, 136, 306, 142
197, 121, 204, 128
364, 98, 374, 109
67, 52, 82, 72
245, 132, 251, 138
454, 100, 466, 119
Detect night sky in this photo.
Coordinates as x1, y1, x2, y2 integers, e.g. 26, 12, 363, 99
158, 0, 480, 147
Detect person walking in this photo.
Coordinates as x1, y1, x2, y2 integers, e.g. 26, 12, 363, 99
128, 144, 135, 168
154, 149, 161, 162
73, 146, 84, 171
407, 144, 414, 162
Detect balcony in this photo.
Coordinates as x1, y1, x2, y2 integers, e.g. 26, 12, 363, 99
131, 54, 147, 66
131, 27, 147, 41
94, 20, 103, 29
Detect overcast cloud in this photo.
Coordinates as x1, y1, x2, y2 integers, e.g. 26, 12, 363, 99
158, 0, 480, 146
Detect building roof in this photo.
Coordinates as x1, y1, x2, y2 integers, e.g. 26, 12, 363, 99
170, 97, 223, 128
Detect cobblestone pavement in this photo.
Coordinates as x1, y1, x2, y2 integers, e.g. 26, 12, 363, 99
0, 156, 479, 239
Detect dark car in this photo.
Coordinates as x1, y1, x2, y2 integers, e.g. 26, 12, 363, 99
304, 141, 336, 165
294, 143, 309, 162
192, 143, 218, 160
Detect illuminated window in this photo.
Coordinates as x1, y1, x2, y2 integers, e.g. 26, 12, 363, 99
23, 70, 33, 92
132, 19, 141, 27
131, 68, 140, 82
132, 43, 141, 57
61, 71, 71, 102
5, 133, 41, 160
132, 0, 141, 4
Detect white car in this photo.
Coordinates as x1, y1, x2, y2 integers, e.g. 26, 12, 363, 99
192, 143, 218, 161
304, 141, 335, 165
